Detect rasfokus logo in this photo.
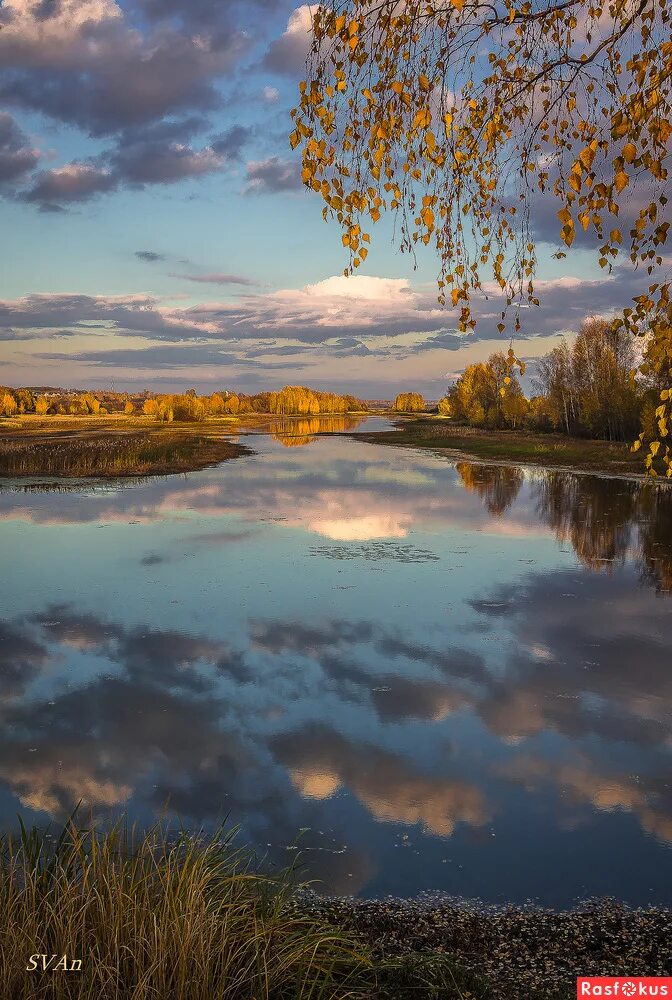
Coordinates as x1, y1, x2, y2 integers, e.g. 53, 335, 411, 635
578, 980, 672, 997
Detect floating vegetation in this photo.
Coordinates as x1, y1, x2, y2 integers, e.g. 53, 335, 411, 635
295, 892, 672, 999
310, 542, 441, 563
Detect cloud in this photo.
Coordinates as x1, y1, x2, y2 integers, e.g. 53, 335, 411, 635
18, 117, 235, 209
262, 86, 280, 102
21, 162, 116, 209
110, 134, 224, 186
0, 263, 660, 386
210, 124, 251, 161
0, 111, 40, 185
0, 621, 49, 702
0, 0, 248, 136
170, 272, 259, 287
263, 5, 312, 76
244, 156, 301, 194
135, 250, 166, 263
272, 725, 490, 836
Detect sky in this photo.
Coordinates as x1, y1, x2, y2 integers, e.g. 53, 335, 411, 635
0, 0, 653, 398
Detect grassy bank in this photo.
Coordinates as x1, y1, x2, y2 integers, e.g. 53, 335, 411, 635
357, 418, 647, 477
0, 820, 481, 1000
1, 821, 670, 1000
0, 420, 250, 478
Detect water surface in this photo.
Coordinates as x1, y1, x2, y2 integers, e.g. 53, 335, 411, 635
1, 417, 671, 906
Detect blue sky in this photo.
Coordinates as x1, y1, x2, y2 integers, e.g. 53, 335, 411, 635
0, 0, 649, 397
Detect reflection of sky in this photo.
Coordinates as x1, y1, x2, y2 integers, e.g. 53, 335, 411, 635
1, 422, 671, 904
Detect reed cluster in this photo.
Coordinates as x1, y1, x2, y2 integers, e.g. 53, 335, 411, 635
0, 434, 243, 478
0, 820, 376, 1000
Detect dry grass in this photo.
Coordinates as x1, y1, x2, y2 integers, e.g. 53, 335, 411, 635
0, 432, 249, 478
0, 819, 374, 1000
357, 418, 646, 476
0, 818, 495, 1000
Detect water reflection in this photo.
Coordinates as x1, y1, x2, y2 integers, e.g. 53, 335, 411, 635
0, 423, 671, 904
269, 415, 367, 447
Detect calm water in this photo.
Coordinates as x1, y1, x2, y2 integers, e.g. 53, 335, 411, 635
1, 417, 671, 906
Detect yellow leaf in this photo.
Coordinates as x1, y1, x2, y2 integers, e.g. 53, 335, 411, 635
622, 142, 636, 163
615, 169, 629, 193
419, 73, 431, 91
579, 141, 598, 171
412, 108, 431, 129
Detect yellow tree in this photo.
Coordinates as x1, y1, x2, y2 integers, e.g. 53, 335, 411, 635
292, 0, 672, 474
1, 392, 17, 417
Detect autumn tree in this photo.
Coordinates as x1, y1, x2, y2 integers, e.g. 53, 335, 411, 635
15, 388, 35, 413
437, 396, 453, 416
143, 398, 158, 417
450, 351, 524, 427
124, 401, 134, 415
533, 318, 640, 439
393, 391, 425, 412
223, 393, 241, 415
292, 1, 672, 474
34, 396, 50, 415
1, 391, 17, 417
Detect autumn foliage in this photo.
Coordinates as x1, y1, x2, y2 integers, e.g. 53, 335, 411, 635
0, 386, 368, 421
292, 0, 672, 474
393, 392, 426, 412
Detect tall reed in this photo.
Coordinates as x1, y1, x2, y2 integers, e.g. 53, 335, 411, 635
0, 818, 372, 1000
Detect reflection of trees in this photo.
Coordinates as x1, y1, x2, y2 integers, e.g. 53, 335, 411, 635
269, 415, 365, 447
456, 460, 672, 589
639, 487, 672, 594
455, 462, 524, 515
531, 472, 637, 570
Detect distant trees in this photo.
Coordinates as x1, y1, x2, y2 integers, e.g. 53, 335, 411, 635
533, 319, 640, 441
436, 322, 646, 443
393, 392, 425, 413
267, 386, 366, 416
0, 385, 368, 422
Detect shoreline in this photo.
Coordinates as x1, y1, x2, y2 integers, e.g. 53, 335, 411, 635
295, 891, 672, 997
351, 417, 664, 484
0, 413, 666, 484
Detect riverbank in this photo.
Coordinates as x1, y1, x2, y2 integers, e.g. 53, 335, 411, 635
297, 892, 672, 999
2, 820, 670, 1000
355, 418, 651, 479
0, 417, 251, 477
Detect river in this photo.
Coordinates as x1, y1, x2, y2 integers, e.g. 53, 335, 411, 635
0, 416, 670, 906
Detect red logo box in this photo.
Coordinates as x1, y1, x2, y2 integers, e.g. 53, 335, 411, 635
578, 980, 672, 998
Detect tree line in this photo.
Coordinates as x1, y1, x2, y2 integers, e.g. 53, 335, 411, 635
437, 319, 660, 443
0, 385, 368, 421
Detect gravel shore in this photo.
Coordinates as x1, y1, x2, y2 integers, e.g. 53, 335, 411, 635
294, 893, 672, 997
